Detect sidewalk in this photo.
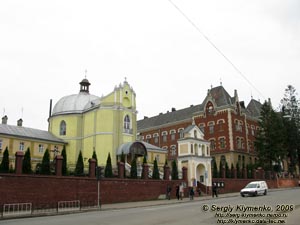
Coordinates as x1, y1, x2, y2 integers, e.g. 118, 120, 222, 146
100, 192, 239, 210
100, 187, 297, 211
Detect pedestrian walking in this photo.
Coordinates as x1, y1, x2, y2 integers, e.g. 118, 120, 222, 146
197, 187, 201, 196
212, 183, 218, 197
166, 185, 172, 200
179, 183, 184, 200
176, 185, 180, 200
189, 187, 194, 200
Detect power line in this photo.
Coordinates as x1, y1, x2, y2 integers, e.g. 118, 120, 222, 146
168, 0, 265, 100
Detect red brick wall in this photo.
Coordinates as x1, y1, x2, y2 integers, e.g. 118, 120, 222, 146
212, 178, 298, 194
0, 174, 184, 208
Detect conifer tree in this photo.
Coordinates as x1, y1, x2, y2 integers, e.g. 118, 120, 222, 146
236, 162, 241, 178
41, 149, 51, 175
141, 155, 148, 179
225, 161, 230, 178
120, 151, 126, 177
230, 163, 235, 178
0, 147, 9, 173
212, 159, 218, 178
120, 151, 125, 163
218, 160, 223, 178
61, 146, 67, 176
92, 150, 98, 166
255, 101, 285, 171
75, 151, 84, 176
152, 158, 160, 179
171, 160, 178, 180
280, 85, 300, 175
104, 153, 113, 178
130, 157, 137, 179
143, 155, 147, 164
22, 147, 32, 174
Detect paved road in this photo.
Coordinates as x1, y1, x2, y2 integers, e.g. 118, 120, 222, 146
1, 188, 300, 225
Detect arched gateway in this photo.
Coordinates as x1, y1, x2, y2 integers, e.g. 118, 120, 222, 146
177, 124, 212, 190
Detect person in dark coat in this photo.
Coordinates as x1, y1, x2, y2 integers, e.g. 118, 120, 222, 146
189, 187, 195, 200
176, 185, 180, 200
212, 183, 218, 197
166, 185, 172, 200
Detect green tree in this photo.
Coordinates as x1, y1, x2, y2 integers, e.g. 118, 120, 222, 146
104, 153, 113, 178
130, 157, 137, 179
171, 160, 178, 180
141, 155, 148, 179
142, 155, 147, 164
120, 151, 125, 163
225, 162, 230, 178
41, 149, 51, 175
120, 151, 126, 177
280, 85, 300, 175
255, 100, 285, 171
218, 160, 223, 178
22, 147, 32, 174
236, 162, 241, 178
212, 158, 218, 178
61, 146, 67, 176
152, 158, 160, 179
0, 147, 9, 173
92, 150, 98, 166
75, 151, 84, 176
230, 163, 235, 178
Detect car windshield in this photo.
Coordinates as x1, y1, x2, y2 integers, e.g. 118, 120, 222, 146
245, 183, 257, 188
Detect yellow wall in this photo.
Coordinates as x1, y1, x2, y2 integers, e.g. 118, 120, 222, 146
0, 134, 64, 170
179, 143, 188, 154
47, 80, 148, 171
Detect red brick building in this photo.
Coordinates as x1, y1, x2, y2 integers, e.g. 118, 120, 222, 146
137, 85, 262, 171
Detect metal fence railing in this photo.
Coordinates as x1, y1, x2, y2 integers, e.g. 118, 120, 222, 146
57, 200, 80, 212
0, 200, 101, 219
2, 203, 32, 218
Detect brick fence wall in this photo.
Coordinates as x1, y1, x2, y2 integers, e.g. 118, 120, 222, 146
212, 178, 298, 194
0, 174, 185, 209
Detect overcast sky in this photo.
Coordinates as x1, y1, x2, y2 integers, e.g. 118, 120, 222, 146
1, 0, 299, 130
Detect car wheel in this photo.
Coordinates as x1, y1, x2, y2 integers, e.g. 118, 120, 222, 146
241, 193, 245, 197
264, 190, 267, 195
254, 191, 257, 197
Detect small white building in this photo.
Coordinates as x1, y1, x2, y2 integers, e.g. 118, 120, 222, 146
177, 124, 212, 188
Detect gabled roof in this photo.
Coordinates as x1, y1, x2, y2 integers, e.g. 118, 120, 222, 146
246, 99, 262, 118
0, 124, 66, 144
137, 86, 261, 131
137, 104, 202, 131
203, 86, 233, 107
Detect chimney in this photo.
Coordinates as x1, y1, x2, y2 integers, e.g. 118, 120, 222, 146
2, 115, 8, 124
171, 107, 176, 112
17, 118, 23, 127
144, 116, 148, 119
49, 99, 52, 118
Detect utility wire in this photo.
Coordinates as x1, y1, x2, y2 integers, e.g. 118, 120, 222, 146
168, 0, 265, 100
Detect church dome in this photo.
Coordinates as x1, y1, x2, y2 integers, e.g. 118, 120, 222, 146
51, 77, 100, 116
52, 92, 99, 116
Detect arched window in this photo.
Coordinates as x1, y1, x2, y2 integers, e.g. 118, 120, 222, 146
124, 115, 130, 130
60, 120, 66, 136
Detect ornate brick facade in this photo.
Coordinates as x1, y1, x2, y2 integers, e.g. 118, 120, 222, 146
138, 86, 262, 171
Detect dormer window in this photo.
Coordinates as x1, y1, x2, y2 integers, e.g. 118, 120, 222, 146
206, 101, 214, 115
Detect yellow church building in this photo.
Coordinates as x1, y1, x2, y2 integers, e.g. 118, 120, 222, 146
48, 78, 166, 170
0, 77, 167, 173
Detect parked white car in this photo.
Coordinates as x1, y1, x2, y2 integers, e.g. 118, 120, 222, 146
240, 181, 268, 197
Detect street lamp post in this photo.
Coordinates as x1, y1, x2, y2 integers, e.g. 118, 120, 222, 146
96, 166, 103, 209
